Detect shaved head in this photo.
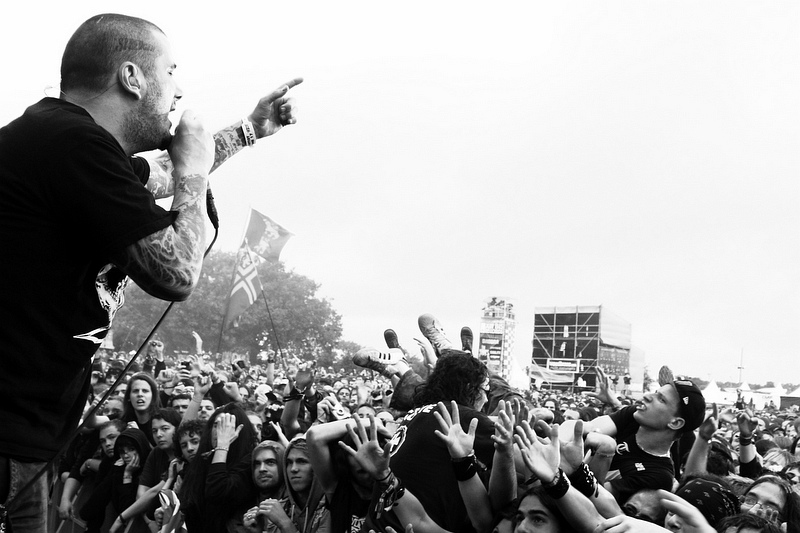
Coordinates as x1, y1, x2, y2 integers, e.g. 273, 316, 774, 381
61, 13, 165, 94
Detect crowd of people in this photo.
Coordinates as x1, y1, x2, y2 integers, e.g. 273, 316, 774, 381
1, 11, 796, 533
46, 313, 800, 533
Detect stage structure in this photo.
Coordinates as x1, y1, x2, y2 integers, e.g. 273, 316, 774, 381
477, 297, 516, 381
530, 305, 643, 394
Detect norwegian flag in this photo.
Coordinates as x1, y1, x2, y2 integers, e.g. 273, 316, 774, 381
222, 243, 263, 328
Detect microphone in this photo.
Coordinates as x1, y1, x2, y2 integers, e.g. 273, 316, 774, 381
206, 186, 219, 230
160, 133, 219, 229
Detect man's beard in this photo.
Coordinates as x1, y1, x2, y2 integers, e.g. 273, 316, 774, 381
123, 82, 172, 153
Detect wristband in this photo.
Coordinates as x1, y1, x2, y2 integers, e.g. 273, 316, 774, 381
375, 475, 406, 519
543, 468, 570, 499
241, 118, 256, 147
283, 388, 304, 403
451, 453, 478, 481
567, 463, 598, 498
377, 470, 394, 485
739, 435, 753, 447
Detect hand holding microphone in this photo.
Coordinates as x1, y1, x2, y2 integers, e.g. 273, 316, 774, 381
168, 110, 214, 179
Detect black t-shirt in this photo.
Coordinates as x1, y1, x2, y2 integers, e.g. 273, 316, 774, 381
0, 98, 174, 461
608, 406, 675, 500
328, 478, 372, 533
385, 402, 495, 533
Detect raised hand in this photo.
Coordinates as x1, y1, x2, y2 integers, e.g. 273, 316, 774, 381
295, 368, 314, 391
248, 78, 304, 138
514, 420, 560, 482
338, 413, 391, 480
559, 419, 586, 476
492, 400, 515, 455
433, 401, 477, 459
587, 368, 616, 406
214, 413, 242, 449
510, 397, 530, 426
737, 409, 758, 439
698, 403, 718, 441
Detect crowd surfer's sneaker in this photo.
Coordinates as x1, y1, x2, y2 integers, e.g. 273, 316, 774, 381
353, 347, 407, 379
417, 313, 454, 357
460, 326, 473, 353
384, 329, 401, 349
658, 365, 674, 387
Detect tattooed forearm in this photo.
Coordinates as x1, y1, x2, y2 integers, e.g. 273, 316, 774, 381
114, 173, 208, 301
145, 153, 176, 198
211, 124, 246, 173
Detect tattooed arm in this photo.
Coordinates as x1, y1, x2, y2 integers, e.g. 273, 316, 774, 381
113, 112, 213, 301
145, 78, 302, 197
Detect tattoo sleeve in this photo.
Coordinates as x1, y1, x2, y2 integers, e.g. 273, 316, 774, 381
113, 172, 208, 301
210, 122, 247, 173
145, 123, 246, 197
145, 153, 176, 198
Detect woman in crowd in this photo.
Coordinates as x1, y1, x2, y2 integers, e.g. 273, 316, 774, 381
122, 373, 162, 446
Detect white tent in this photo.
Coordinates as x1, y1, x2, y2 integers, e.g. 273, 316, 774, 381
701, 381, 731, 405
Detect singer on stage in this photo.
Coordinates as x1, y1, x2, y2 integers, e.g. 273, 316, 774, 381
0, 13, 301, 532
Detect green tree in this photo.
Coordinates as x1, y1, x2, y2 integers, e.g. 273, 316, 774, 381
111, 250, 344, 365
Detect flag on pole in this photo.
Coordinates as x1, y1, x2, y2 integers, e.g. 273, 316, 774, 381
222, 243, 263, 328
244, 208, 293, 262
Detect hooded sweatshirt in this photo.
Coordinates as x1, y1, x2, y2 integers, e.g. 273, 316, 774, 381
111, 428, 153, 512
79, 427, 152, 530
265, 438, 329, 533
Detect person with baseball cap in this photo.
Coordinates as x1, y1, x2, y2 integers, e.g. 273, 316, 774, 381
561, 376, 707, 504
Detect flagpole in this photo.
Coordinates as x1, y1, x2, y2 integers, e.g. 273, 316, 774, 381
216, 265, 238, 355
259, 287, 286, 371
243, 244, 286, 371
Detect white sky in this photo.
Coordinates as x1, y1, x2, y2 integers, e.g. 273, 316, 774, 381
2, 1, 798, 385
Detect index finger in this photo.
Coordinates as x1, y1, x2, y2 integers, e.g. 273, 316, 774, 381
283, 77, 304, 90
269, 78, 303, 100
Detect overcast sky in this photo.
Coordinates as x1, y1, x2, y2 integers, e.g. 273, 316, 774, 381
2, 1, 797, 386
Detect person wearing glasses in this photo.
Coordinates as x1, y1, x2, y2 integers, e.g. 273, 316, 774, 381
738, 474, 800, 532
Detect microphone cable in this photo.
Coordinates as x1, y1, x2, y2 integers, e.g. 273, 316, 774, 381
2, 186, 221, 521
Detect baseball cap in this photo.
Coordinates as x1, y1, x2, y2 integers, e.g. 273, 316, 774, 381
672, 379, 706, 432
